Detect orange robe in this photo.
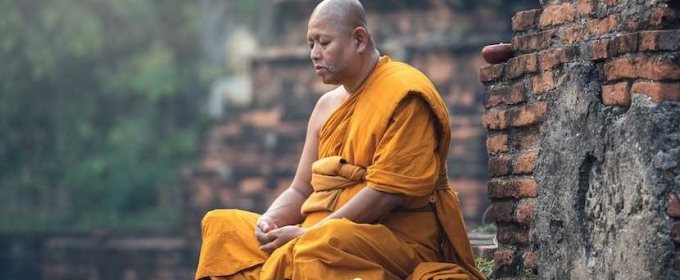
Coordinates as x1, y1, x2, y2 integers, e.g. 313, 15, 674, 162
195, 56, 484, 280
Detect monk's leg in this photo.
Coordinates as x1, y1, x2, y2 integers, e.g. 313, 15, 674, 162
289, 218, 436, 280
195, 209, 268, 280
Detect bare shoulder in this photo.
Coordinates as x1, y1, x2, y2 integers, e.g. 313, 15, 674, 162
309, 86, 348, 131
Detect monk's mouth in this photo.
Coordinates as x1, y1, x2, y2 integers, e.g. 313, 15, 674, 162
315, 67, 326, 75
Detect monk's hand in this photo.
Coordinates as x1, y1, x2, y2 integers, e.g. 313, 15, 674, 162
255, 216, 278, 245
259, 225, 308, 254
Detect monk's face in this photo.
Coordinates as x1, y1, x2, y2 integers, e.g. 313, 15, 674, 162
307, 14, 358, 85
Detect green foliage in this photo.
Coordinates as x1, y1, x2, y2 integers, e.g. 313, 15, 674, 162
470, 223, 498, 234
475, 257, 495, 279
0, 0, 214, 232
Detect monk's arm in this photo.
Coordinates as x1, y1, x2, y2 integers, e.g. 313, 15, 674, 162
259, 91, 335, 227
321, 187, 404, 223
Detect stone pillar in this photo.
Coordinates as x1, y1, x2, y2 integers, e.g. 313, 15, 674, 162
480, 0, 680, 278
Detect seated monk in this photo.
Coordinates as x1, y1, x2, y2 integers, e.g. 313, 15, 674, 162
195, 0, 485, 279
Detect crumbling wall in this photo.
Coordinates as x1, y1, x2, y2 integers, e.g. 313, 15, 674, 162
480, 0, 679, 278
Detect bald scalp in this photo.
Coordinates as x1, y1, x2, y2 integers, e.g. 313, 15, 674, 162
311, 0, 368, 34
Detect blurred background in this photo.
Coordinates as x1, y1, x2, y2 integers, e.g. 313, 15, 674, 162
0, 0, 538, 279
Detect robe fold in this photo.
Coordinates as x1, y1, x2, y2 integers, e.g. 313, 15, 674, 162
195, 56, 484, 280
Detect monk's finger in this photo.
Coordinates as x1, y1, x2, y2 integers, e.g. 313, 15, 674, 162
255, 227, 273, 245
259, 238, 281, 254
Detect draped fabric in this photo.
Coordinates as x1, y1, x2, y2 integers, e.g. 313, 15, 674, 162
194, 56, 484, 280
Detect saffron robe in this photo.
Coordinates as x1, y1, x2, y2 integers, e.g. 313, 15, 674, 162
195, 56, 484, 280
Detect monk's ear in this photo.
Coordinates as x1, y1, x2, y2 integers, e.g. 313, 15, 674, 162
352, 27, 369, 53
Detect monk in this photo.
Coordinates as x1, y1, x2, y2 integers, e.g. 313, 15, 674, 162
195, 0, 484, 279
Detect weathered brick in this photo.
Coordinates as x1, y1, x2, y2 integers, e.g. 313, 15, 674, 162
515, 152, 538, 174
480, 64, 505, 82
507, 53, 538, 79
516, 199, 536, 225
532, 71, 558, 95
489, 202, 515, 222
512, 29, 557, 53
640, 30, 680, 51
668, 193, 680, 218
539, 3, 576, 28
650, 7, 677, 27
671, 219, 680, 243
610, 33, 639, 56
588, 15, 619, 37
602, 82, 631, 106
604, 0, 619, 7
497, 226, 530, 245
488, 178, 539, 199
562, 25, 589, 44
487, 134, 509, 154
590, 39, 610, 60
576, 0, 596, 16
515, 129, 540, 151
494, 249, 516, 269
508, 102, 547, 127
486, 87, 508, 108
539, 47, 574, 70
512, 9, 542, 32
523, 251, 538, 269
486, 84, 525, 108
489, 155, 512, 177
605, 57, 680, 81
482, 110, 508, 130
631, 82, 680, 103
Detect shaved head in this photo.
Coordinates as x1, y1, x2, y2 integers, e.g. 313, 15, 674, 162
311, 0, 368, 34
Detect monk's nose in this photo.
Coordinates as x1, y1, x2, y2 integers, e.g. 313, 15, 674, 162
310, 44, 321, 62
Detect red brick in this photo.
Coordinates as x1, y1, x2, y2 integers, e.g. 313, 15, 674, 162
671, 220, 680, 243
539, 47, 573, 70
494, 249, 516, 269
482, 110, 508, 130
624, 18, 641, 32
487, 134, 509, 154
539, 3, 576, 28
486, 84, 524, 108
512, 9, 542, 32
497, 226, 530, 245
631, 82, 680, 103
516, 199, 536, 225
509, 102, 548, 127
576, 0, 596, 16
587, 15, 619, 37
562, 25, 589, 44
512, 29, 557, 53
523, 251, 538, 269
480, 64, 505, 82
515, 129, 541, 151
668, 193, 680, 218
602, 82, 631, 106
488, 178, 539, 199
507, 53, 538, 79
515, 152, 538, 174
590, 39, 610, 61
610, 33, 639, 56
532, 71, 558, 95
650, 7, 677, 27
640, 30, 680, 51
489, 155, 512, 177
605, 57, 680, 81
489, 202, 515, 222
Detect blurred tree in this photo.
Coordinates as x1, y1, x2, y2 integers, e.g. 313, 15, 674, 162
0, 0, 213, 232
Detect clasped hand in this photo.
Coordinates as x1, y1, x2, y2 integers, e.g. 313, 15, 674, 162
255, 216, 308, 254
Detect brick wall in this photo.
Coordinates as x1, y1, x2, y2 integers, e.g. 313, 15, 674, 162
480, 0, 679, 278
